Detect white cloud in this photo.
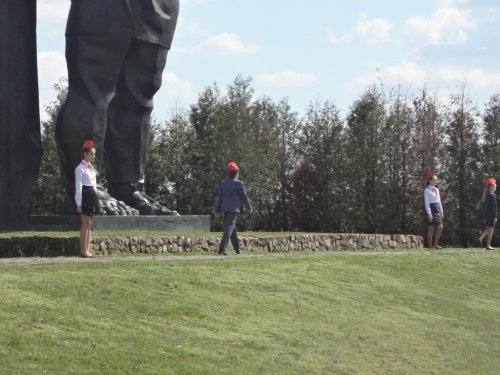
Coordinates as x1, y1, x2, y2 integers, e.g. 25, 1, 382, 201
182, 0, 210, 4
329, 16, 393, 45
186, 22, 208, 36
346, 61, 427, 91
37, 0, 70, 37
37, 51, 67, 119
406, 6, 475, 45
354, 17, 393, 44
174, 32, 258, 54
37, 51, 67, 90
438, 66, 500, 89
256, 71, 318, 88
152, 73, 198, 119
37, 0, 70, 20
435, 0, 467, 7
346, 62, 500, 110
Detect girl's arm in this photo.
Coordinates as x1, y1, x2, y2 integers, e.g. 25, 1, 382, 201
424, 188, 431, 214
75, 169, 83, 207
437, 189, 444, 215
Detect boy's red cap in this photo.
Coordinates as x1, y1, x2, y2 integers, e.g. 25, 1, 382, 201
485, 177, 496, 186
425, 171, 436, 179
82, 140, 95, 150
227, 162, 239, 171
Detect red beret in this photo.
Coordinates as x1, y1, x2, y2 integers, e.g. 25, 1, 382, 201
485, 177, 496, 186
425, 171, 436, 179
227, 162, 239, 172
82, 140, 95, 150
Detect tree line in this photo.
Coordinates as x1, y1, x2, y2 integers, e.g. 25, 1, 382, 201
30, 76, 500, 247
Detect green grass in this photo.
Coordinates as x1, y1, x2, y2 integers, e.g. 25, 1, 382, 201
0, 251, 499, 374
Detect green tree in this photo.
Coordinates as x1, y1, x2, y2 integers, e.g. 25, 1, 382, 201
482, 93, 500, 177
381, 88, 415, 233
442, 84, 482, 246
30, 79, 67, 215
145, 109, 197, 214
246, 96, 281, 230
293, 100, 345, 231
289, 160, 321, 231
189, 83, 224, 216
408, 89, 444, 237
271, 98, 300, 231
344, 86, 386, 233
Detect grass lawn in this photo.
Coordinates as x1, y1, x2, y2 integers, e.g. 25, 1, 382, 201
0, 250, 498, 374
0, 231, 309, 238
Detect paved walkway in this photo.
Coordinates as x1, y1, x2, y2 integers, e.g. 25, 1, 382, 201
0, 248, 492, 267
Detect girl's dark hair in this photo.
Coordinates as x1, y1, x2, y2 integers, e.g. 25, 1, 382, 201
228, 170, 238, 179
82, 146, 95, 158
81, 140, 95, 158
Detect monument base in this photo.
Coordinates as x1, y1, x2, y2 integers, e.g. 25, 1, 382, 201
0, 215, 210, 232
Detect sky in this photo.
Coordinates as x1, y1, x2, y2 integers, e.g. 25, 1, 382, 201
36, 0, 500, 122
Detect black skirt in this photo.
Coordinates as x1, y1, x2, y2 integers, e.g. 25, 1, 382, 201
484, 216, 496, 228
82, 186, 100, 216
423, 202, 442, 226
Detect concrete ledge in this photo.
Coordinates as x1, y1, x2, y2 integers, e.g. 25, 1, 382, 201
0, 233, 423, 258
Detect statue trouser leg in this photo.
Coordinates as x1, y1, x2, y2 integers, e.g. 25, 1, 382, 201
0, 0, 42, 225
105, 40, 175, 215
56, 32, 132, 211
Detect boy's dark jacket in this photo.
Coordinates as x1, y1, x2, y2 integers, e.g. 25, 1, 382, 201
216, 178, 252, 213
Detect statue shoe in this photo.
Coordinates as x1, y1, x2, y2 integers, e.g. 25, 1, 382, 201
61, 186, 140, 216
108, 184, 179, 216
96, 186, 140, 216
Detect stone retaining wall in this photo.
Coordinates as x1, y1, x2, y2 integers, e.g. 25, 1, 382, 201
0, 234, 423, 258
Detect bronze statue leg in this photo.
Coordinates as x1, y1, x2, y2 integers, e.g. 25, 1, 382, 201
105, 40, 176, 215
105, 39, 168, 186
56, 32, 132, 195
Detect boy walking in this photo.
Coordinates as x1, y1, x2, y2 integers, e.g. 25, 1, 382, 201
215, 162, 252, 255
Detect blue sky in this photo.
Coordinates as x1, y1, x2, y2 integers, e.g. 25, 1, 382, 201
36, 0, 500, 121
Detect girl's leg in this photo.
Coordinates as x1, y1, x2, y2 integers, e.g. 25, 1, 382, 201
433, 224, 443, 249
486, 227, 494, 249
80, 214, 91, 255
427, 226, 435, 249
86, 217, 93, 255
479, 229, 488, 248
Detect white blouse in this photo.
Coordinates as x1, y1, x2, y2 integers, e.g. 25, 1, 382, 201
423, 185, 443, 215
75, 160, 97, 206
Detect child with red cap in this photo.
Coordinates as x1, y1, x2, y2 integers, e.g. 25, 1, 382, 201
423, 171, 444, 249
215, 162, 252, 255
75, 140, 100, 257
479, 177, 497, 250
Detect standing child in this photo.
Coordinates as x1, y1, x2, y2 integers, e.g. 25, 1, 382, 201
479, 178, 497, 250
215, 162, 252, 255
423, 171, 444, 249
75, 140, 100, 258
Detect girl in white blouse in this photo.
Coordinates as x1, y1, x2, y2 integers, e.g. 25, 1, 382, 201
75, 140, 99, 257
423, 171, 444, 249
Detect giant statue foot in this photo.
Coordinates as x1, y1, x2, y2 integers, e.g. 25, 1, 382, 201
61, 185, 140, 216
96, 186, 140, 216
62, 184, 178, 216
109, 183, 179, 216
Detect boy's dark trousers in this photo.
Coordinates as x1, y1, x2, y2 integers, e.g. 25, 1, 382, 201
219, 212, 240, 254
